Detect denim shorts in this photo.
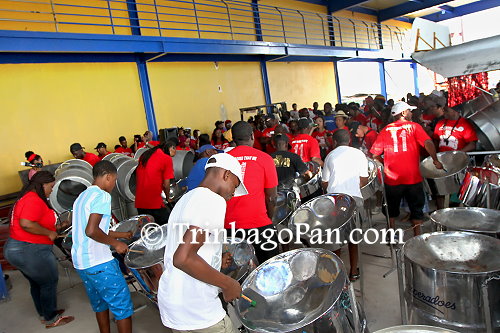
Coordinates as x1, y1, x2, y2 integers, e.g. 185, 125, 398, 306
76, 259, 133, 320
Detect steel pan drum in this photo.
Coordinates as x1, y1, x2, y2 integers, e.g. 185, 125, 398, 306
272, 186, 301, 226
431, 207, 500, 238
125, 224, 169, 295
221, 238, 258, 282
235, 248, 367, 333
420, 151, 469, 195
401, 232, 500, 332
172, 150, 194, 180
361, 158, 383, 200
169, 178, 187, 202
288, 194, 357, 251
134, 147, 149, 160
374, 325, 458, 332
468, 100, 500, 150
111, 214, 154, 245
484, 154, 500, 173
459, 166, 500, 209
49, 159, 94, 214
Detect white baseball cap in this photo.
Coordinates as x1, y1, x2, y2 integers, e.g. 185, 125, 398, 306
204, 153, 248, 197
391, 101, 417, 116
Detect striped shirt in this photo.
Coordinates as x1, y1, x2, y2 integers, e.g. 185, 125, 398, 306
71, 185, 113, 270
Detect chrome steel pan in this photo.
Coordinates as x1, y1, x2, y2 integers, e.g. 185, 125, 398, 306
420, 151, 469, 195
430, 207, 500, 238
458, 166, 500, 209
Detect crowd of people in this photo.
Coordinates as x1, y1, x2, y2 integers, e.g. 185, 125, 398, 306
9, 87, 486, 333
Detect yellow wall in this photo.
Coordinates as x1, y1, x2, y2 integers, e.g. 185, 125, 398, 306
0, 62, 147, 196
0, 0, 131, 35
267, 61, 338, 110
147, 61, 265, 134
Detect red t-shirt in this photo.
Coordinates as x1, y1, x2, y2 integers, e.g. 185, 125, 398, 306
225, 146, 278, 229
262, 125, 277, 138
422, 114, 435, 127
433, 117, 477, 152
137, 141, 160, 149
291, 134, 321, 163
135, 150, 174, 209
312, 129, 330, 148
253, 130, 263, 151
97, 152, 111, 160
366, 116, 382, 131
83, 152, 100, 166
360, 129, 378, 156
211, 140, 229, 151
176, 145, 191, 151
370, 120, 430, 186
115, 147, 134, 157
9, 192, 57, 245
353, 113, 368, 126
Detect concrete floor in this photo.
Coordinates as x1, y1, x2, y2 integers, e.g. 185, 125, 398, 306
0, 211, 432, 333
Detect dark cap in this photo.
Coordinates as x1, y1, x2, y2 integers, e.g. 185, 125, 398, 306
348, 121, 360, 135
298, 117, 312, 130
94, 142, 107, 150
70, 143, 83, 153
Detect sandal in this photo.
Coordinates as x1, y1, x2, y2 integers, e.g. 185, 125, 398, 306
40, 309, 65, 324
349, 268, 360, 282
45, 315, 74, 329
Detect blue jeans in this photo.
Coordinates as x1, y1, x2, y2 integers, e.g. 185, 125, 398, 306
3, 238, 59, 322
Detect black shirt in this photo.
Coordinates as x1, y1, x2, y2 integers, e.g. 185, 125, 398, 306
271, 150, 309, 185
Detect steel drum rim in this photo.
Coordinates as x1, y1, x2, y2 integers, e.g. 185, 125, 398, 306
124, 240, 165, 269
373, 324, 460, 333
402, 231, 500, 274
420, 151, 469, 180
430, 207, 500, 234
287, 193, 357, 237
236, 248, 348, 333
463, 166, 500, 185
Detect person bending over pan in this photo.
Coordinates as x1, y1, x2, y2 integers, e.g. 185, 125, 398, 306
158, 153, 247, 333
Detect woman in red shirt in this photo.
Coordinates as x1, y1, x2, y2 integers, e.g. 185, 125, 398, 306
4, 171, 74, 328
211, 128, 229, 151
312, 116, 332, 159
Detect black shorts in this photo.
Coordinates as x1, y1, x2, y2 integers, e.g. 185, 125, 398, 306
137, 207, 171, 225
385, 182, 425, 220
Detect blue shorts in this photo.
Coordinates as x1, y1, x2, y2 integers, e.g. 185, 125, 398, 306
76, 259, 133, 320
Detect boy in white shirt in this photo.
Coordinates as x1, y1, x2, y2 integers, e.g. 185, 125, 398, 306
158, 153, 248, 333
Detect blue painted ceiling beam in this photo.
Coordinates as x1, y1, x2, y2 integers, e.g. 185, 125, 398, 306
327, 0, 372, 13
378, 0, 450, 22
419, 0, 500, 21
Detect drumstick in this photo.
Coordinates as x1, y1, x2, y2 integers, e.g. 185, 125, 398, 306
241, 294, 256, 307
128, 249, 144, 253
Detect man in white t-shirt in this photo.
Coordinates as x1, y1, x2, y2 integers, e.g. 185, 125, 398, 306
322, 129, 368, 282
158, 153, 248, 333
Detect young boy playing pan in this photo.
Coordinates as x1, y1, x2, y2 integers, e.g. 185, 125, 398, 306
71, 160, 134, 333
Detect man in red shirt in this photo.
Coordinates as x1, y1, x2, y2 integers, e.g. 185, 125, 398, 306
291, 118, 323, 167
261, 115, 278, 153
70, 143, 100, 167
433, 106, 477, 153
347, 103, 367, 126
225, 121, 279, 263
95, 142, 111, 160
135, 144, 174, 225
350, 122, 378, 157
370, 102, 443, 236
137, 130, 160, 149
115, 136, 134, 157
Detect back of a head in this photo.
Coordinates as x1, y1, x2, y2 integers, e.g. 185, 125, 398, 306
119, 136, 126, 142
332, 129, 350, 146
231, 121, 253, 144
93, 160, 117, 179
199, 133, 211, 147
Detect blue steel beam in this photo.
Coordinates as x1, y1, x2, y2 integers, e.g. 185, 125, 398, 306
260, 58, 272, 108
410, 62, 419, 96
136, 58, 159, 140
126, 0, 141, 36
379, 62, 387, 99
333, 61, 342, 103
419, 0, 500, 21
378, 0, 450, 22
327, 0, 371, 13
